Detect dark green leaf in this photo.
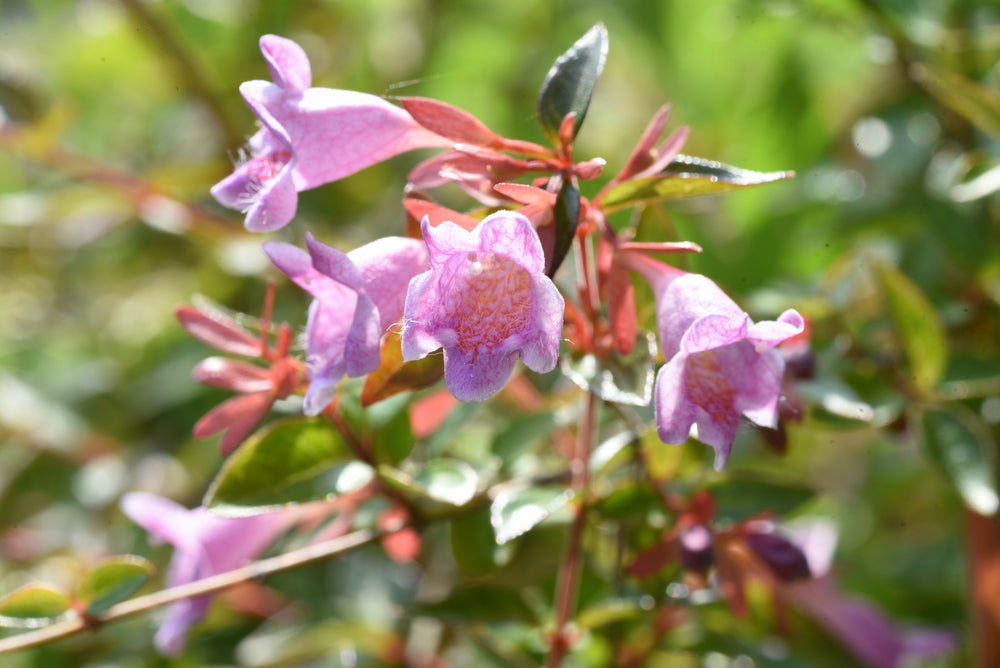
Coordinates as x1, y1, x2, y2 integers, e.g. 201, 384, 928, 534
491, 484, 574, 545
204, 417, 352, 514
601, 155, 794, 213
537, 23, 608, 143
0, 584, 72, 627
912, 63, 1000, 140
921, 406, 999, 515
710, 477, 815, 524
450, 507, 498, 577
76, 555, 154, 616
876, 261, 948, 395
416, 585, 536, 623
548, 178, 580, 278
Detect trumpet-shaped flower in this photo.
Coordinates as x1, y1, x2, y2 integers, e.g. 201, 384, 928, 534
621, 251, 804, 469
120, 492, 301, 656
401, 211, 564, 401
211, 34, 449, 231
263, 233, 428, 415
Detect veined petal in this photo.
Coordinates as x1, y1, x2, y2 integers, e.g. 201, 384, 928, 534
519, 273, 565, 373
680, 312, 749, 354
260, 34, 311, 92
344, 293, 382, 377
305, 232, 364, 290
473, 210, 546, 275
443, 347, 519, 402
654, 355, 697, 445
421, 217, 477, 269
746, 309, 805, 349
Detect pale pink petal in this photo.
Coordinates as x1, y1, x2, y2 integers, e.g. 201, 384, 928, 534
444, 347, 519, 402
653, 354, 697, 445
259, 34, 311, 92
473, 210, 546, 275
421, 217, 477, 269
746, 309, 805, 348
193, 357, 272, 393
519, 274, 564, 373
120, 492, 201, 554
680, 313, 749, 354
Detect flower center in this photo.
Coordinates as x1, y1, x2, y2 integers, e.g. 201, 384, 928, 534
247, 149, 291, 185
443, 252, 532, 355
685, 349, 735, 423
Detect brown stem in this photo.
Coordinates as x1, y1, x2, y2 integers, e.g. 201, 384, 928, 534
965, 509, 1000, 667
0, 527, 385, 656
547, 391, 597, 667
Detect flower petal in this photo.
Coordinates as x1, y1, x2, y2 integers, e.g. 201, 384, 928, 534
259, 34, 311, 92
653, 355, 697, 445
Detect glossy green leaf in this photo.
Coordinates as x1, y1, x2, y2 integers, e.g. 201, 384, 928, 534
921, 407, 999, 515
876, 261, 948, 395
601, 155, 794, 213
912, 63, 1000, 140
204, 417, 352, 514
339, 384, 415, 466
77, 555, 155, 616
548, 178, 580, 278
537, 22, 608, 143
0, 584, 72, 627
491, 484, 574, 545
378, 459, 479, 517
561, 330, 657, 406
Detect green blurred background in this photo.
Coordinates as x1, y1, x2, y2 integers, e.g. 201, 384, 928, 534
2, 0, 999, 665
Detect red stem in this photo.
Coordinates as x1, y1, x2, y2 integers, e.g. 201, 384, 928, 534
547, 391, 597, 667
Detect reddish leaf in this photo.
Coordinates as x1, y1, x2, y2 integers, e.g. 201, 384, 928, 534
378, 506, 421, 563
193, 357, 272, 393
175, 305, 261, 357
494, 182, 555, 206
607, 259, 637, 356
360, 331, 444, 407
627, 534, 678, 578
410, 388, 457, 439
635, 126, 690, 180
193, 391, 274, 455
617, 104, 672, 181
400, 97, 503, 148
403, 198, 481, 232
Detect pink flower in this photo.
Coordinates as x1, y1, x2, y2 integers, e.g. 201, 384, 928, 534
211, 35, 449, 231
263, 233, 428, 415
120, 492, 301, 656
621, 251, 804, 469
401, 211, 564, 401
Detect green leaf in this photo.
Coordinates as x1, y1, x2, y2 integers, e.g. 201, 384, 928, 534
76, 555, 154, 616
561, 330, 657, 406
340, 384, 415, 465
710, 476, 815, 525
577, 599, 644, 630
491, 484, 574, 545
416, 585, 537, 623
537, 22, 608, 144
911, 63, 1000, 140
601, 155, 795, 213
0, 584, 72, 627
204, 417, 352, 514
548, 178, 580, 277
876, 261, 948, 395
450, 507, 498, 577
377, 459, 479, 517
921, 406, 999, 515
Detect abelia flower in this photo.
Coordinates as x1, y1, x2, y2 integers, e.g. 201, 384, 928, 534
620, 251, 804, 469
212, 34, 449, 231
401, 211, 564, 401
120, 492, 302, 656
263, 233, 428, 415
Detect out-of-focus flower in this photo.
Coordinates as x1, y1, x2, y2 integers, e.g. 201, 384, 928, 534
263, 233, 428, 415
401, 211, 564, 401
120, 492, 302, 656
211, 35, 449, 231
620, 251, 804, 469
176, 300, 303, 455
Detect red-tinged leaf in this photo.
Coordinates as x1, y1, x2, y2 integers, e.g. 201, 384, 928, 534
175, 305, 261, 357
635, 126, 690, 180
400, 97, 503, 148
403, 198, 480, 233
617, 104, 672, 182
684, 489, 716, 527
193, 391, 274, 455
410, 388, 457, 439
607, 260, 638, 356
715, 539, 751, 617
617, 241, 703, 255
493, 182, 555, 206
193, 357, 272, 393
223, 581, 287, 619
360, 330, 444, 407
627, 534, 678, 578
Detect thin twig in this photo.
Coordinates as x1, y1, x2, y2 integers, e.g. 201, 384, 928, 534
0, 527, 385, 656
